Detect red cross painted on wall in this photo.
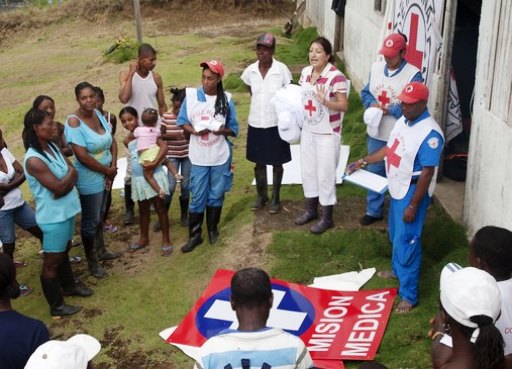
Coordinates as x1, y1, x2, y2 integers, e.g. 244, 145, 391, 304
386, 138, 402, 173
405, 13, 424, 71
378, 90, 390, 108
304, 100, 317, 117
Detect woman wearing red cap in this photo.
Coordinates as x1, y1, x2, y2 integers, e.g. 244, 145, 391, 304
359, 33, 422, 226
177, 60, 239, 253
295, 37, 348, 234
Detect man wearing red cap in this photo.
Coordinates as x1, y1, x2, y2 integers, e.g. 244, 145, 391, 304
359, 33, 423, 226
241, 32, 292, 214
347, 82, 444, 313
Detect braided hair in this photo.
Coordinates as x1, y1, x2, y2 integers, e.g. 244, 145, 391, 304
22, 108, 58, 160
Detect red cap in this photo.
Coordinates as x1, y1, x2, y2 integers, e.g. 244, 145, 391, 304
379, 33, 407, 58
200, 60, 225, 78
397, 82, 429, 104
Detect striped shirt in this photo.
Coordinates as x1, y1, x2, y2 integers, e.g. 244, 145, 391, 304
161, 111, 189, 158
299, 64, 347, 132
194, 328, 314, 369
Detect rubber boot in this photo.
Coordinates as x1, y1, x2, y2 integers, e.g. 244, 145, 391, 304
2, 243, 14, 259
251, 167, 269, 211
179, 196, 189, 227
311, 205, 334, 234
294, 197, 319, 225
40, 276, 82, 317
124, 184, 134, 225
180, 212, 204, 253
83, 236, 108, 278
268, 166, 284, 214
206, 206, 222, 245
58, 256, 93, 297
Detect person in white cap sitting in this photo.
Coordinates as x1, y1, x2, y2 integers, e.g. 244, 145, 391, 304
347, 82, 444, 313
359, 33, 422, 226
430, 263, 505, 369
24, 334, 101, 369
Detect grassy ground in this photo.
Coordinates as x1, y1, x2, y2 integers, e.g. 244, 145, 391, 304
0, 5, 471, 369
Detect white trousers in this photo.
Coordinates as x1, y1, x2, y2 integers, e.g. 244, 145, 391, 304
300, 130, 340, 206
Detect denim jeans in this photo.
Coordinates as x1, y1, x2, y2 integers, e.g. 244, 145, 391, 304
366, 136, 388, 217
167, 157, 191, 202
79, 191, 107, 244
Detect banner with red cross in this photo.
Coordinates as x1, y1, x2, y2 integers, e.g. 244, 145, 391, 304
165, 269, 397, 369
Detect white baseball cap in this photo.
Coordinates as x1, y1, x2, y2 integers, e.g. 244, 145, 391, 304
363, 107, 383, 137
25, 334, 101, 369
440, 263, 501, 342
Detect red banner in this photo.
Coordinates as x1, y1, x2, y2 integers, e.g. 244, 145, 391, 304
166, 269, 397, 368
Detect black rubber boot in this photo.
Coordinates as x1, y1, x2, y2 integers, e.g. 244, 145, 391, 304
294, 197, 319, 225
181, 212, 204, 253
96, 221, 120, 261
124, 184, 135, 225
40, 277, 82, 317
268, 166, 284, 214
83, 236, 108, 278
206, 206, 222, 245
311, 205, 334, 234
251, 167, 269, 211
179, 196, 189, 227
58, 256, 93, 297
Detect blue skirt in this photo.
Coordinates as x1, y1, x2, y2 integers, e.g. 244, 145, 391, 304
246, 125, 291, 165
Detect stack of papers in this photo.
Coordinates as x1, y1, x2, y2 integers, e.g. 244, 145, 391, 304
343, 169, 388, 194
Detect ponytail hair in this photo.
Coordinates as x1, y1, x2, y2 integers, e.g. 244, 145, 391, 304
214, 80, 229, 118
462, 315, 505, 369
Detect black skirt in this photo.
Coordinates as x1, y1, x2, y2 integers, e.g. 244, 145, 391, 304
246, 125, 292, 165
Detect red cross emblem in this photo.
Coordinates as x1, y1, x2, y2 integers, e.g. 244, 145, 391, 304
386, 138, 402, 173
405, 13, 424, 71
378, 90, 390, 108
200, 115, 209, 141
304, 100, 317, 117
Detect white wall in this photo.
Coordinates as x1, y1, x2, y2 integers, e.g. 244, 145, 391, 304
304, 0, 337, 46
464, 0, 512, 235
343, 0, 386, 88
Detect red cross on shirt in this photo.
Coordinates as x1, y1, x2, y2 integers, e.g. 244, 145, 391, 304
405, 13, 424, 71
304, 100, 317, 117
200, 115, 209, 141
386, 138, 402, 173
378, 90, 390, 108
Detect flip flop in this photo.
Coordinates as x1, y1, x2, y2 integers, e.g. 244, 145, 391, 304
161, 245, 174, 257
14, 260, 28, 267
126, 243, 146, 253
69, 256, 82, 264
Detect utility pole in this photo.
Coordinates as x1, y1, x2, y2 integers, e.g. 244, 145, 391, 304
133, 0, 143, 44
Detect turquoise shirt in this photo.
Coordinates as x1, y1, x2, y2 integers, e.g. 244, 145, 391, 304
64, 109, 113, 195
24, 145, 81, 224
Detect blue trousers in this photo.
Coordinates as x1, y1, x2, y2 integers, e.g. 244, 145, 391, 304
189, 158, 232, 213
167, 157, 192, 201
388, 184, 431, 306
366, 136, 387, 217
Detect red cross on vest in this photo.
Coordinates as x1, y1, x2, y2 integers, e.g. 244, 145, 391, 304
378, 90, 390, 108
405, 13, 424, 71
386, 138, 402, 173
304, 100, 317, 117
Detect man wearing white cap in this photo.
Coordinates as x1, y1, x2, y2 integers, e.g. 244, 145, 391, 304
430, 264, 505, 369
241, 32, 292, 214
24, 334, 101, 369
359, 33, 422, 226
347, 82, 444, 313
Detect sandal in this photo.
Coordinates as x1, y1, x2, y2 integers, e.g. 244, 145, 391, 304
103, 224, 118, 233
69, 256, 82, 264
14, 260, 28, 267
161, 245, 174, 257
126, 243, 146, 253
19, 284, 33, 297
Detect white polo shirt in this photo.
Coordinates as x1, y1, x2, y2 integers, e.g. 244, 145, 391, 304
241, 58, 292, 129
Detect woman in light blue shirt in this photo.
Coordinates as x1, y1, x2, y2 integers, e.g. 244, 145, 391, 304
65, 82, 120, 279
23, 108, 92, 317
